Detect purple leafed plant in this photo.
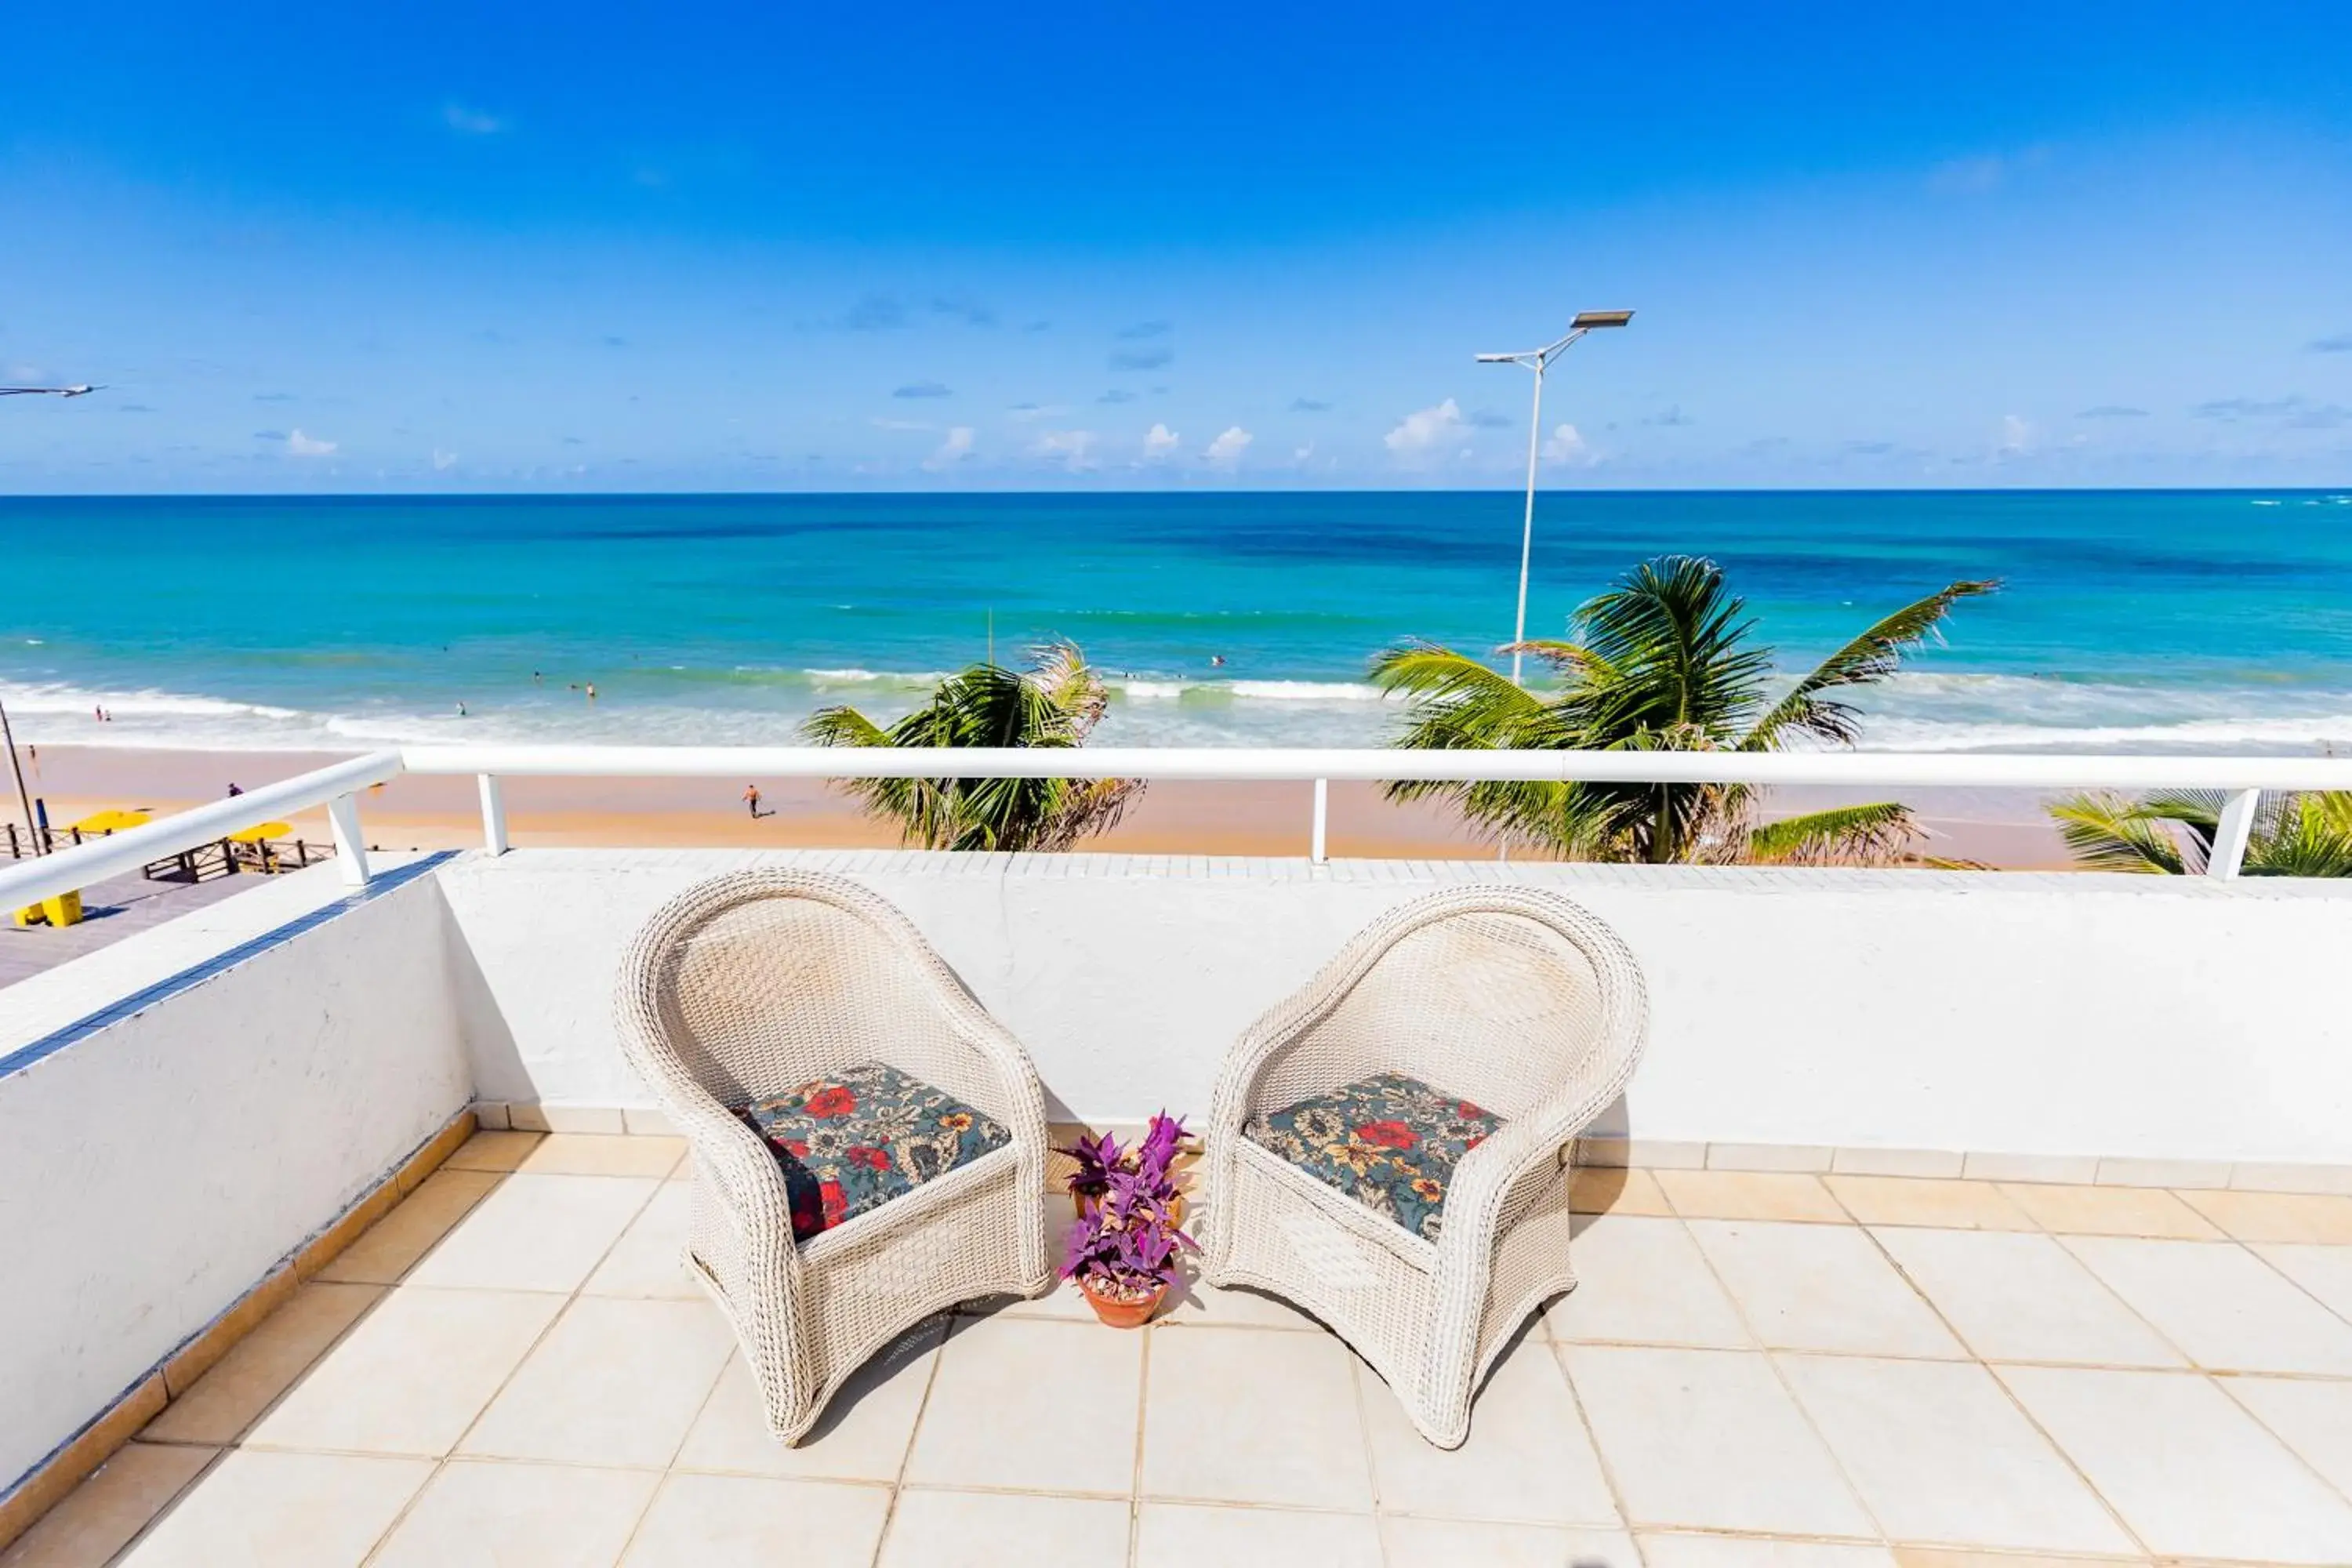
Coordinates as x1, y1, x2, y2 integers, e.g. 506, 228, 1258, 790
1061, 1113, 1196, 1301
1058, 1110, 1189, 1202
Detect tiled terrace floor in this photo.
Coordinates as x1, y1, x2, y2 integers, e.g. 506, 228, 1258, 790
18, 1135, 2352, 1566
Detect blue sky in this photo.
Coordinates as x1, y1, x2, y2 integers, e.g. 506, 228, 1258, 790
4, 1, 2348, 492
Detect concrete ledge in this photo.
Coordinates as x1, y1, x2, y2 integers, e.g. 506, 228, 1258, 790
0, 1108, 474, 1555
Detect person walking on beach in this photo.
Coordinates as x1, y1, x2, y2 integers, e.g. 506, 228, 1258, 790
743, 783, 763, 818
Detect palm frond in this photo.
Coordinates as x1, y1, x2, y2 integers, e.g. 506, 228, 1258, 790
1741, 801, 1920, 866
1741, 579, 1999, 750
2047, 792, 2192, 874
2247, 791, 2352, 877
800, 641, 1138, 851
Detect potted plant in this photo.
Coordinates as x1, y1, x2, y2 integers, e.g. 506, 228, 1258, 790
1061, 1112, 1190, 1225
1062, 1116, 1196, 1327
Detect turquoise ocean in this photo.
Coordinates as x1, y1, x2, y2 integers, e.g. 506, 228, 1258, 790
2, 489, 2350, 753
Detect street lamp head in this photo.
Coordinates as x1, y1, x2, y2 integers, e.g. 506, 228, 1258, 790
1570, 310, 1634, 329
1473, 353, 1524, 363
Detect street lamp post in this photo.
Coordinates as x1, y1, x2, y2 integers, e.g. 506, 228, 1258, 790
0, 385, 101, 398
1476, 310, 1632, 684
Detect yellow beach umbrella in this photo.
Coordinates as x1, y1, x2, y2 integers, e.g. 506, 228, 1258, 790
70, 808, 151, 834
226, 822, 292, 844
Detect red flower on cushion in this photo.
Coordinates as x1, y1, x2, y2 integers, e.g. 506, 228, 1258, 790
804, 1085, 858, 1119
1463, 1132, 1488, 1151
790, 1196, 822, 1239
1358, 1120, 1419, 1149
782, 1138, 811, 1159
819, 1178, 848, 1228
848, 1145, 892, 1171
1457, 1101, 1486, 1120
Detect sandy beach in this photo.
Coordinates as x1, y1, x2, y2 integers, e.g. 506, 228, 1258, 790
5, 746, 2077, 867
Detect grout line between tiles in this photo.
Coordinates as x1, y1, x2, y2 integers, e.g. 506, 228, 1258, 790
867, 1312, 953, 1568
1127, 1323, 1151, 1568
1674, 1210, 1890, 1544
1846, 1211, 2157, 1560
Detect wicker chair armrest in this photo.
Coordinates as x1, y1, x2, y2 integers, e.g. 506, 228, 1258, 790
1435, 1051, 1635, 1270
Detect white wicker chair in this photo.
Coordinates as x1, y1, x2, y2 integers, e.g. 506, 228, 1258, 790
1200, 885, 1647, 1448
614, 869, 1052, 1444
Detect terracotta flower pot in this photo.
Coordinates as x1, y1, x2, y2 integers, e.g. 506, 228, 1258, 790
1079, 1275, 1167, 1328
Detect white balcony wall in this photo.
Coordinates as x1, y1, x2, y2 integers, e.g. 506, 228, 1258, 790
435, 849, 2352, 1169
0, 872, 471, 1492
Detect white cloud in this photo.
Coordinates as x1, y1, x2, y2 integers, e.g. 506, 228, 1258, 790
1385, 398, 1468, 457
869, 416, 931, 431
285, 429, 337, 457
432, 448, 458, 471
442, 103, 506, 136
1998, 414, 2033, 455
1029, 429, 1098, 470
1540, 423, 1591, 464
1142, 423, 1180, 461
1293, 443, 1314, 463
1203, 426, 1252, 465
925, 426, 975, 470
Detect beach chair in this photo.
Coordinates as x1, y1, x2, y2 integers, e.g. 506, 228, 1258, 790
615, 869, 1052, 1444
1199, 886, 1647, 1447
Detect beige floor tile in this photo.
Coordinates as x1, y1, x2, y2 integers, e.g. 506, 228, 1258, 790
1642, 1537, 1898, 1568
1571, 1166, 1675, 1217
1868, 1229, 2184, 1369
516, 1132, 686, 1178
1657, 1170, 1848, 1224
2222, 1374, 2352, 1500
0, 1443, 214, 1568
1360, 1334, 1618, 1526
460, 1294, 735, 1468
314, 1170, 503, 1285
143, 1283, 384, 1444
1381, 1517, 1640, 1568
880, 1489, 1131, 1567
1995, 1183, 2220, 1240
1823, 1177, 2034, 1232
441, 1130, 543, 1171
582, 1181, 699, 1299
1560, 1344, 1871, 1537
679, 1327, 943, 1483
2181, 1189, 2352, 1244
1141, 1324, 1374, 1510
114, 1450, 432, 1567
622, 1472, 891, 1567
245, 1287, 564, 1457
1686, 1221, 1962, 1359
368, 1460, 659, 1568
906, 1314, 1142, 1495
1888, 1552, 2142, 1568
2061, 1236, 2352, 1374
404, 1173, 657, 1294
2253, 1242, 2352, 1321
1545, 1216, 1752, 1349
1778, 1353, 2133, 1554
1998, 1363, 2352, 1564
1134, 1502, 1379, 1566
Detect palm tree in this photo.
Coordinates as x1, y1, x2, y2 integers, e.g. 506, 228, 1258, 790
803, 639, 1140, 851
1373, 555, 1997, 864
2049, 789, 2352, 876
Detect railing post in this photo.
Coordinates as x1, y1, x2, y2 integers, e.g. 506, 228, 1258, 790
2209, 788, 2260, 879
477, 773, 510, 855
1311, 778, 1329, 865
325, 792, 372, 887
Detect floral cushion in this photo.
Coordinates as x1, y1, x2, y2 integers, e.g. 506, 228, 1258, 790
1244, 1072, 1501, 1241
735, 1062, 1010, 1243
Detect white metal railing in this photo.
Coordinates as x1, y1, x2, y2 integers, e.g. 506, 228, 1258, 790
9, 742, 2351, 912
398, 743, 2352, 879
0, 750, 402, 913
